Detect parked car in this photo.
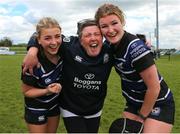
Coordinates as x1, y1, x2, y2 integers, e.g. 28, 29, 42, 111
0, 47, 16, 55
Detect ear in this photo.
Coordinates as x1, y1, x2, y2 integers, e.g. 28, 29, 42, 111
37, 38, 41, 45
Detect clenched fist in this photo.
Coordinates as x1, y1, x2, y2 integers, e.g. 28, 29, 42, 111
47, 83, 62, 94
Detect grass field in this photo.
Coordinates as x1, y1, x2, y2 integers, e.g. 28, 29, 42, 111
0, 53, 180, 133
9, 46, 27, 55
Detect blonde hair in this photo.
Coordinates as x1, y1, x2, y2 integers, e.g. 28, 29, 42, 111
36, 17, 61, 38
95, 3, 125, 26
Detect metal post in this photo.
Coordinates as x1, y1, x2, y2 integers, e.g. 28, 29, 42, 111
149, 32, 151, 44
156, 0, 160, 58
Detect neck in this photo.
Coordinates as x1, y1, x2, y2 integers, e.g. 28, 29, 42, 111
45, 53, 59, 65
113, 30, 125, 46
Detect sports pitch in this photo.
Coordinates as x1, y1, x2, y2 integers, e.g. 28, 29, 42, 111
0, 54, 180, 133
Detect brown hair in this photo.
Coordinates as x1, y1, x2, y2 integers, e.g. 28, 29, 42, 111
77, 19, 98, 38
95, 3, 125, 26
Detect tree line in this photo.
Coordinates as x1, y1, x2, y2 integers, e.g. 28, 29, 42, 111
0, 37, 26, 47
0, 37, 13, 47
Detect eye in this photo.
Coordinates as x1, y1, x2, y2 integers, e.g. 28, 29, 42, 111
44, 37, 51, 41
84, 33, 91, 38
94, 32, 101, 36
100, 24, 108, 29
111, 21, 118, 25
55, 34, 61, 39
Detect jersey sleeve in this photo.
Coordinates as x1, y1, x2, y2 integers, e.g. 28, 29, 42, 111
129, 40, 155, 73
27, 32, 39, 50
21, 67, 40, 87
59, 35, 78, 55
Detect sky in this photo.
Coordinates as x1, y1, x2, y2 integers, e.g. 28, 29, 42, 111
0, 0, 180, 49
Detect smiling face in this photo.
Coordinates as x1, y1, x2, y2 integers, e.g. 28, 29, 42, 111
99, 14, 124, 45
38, 27, 61, 57
95, 3, 126, 45
80, 25, 103, 57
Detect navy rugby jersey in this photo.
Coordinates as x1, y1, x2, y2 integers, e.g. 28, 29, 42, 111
111, 31, 172, 106
21, 49, 63, 110
59, 36, 113, 115
27, 34, 113, 115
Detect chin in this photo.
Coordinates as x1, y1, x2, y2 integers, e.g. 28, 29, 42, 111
108, 37, 119, 44
50, 51, 58, 55
91, 53, 99, 57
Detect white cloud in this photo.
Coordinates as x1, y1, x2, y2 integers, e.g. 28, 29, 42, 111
0, 15, 34, 44
0, 0, 180, 49
0, 8, 8, 14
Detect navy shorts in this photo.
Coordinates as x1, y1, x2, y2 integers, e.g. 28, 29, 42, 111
124, 98, 175, 125
24, 106, 60, 125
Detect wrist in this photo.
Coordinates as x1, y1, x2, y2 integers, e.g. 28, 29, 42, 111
137, 111, 147, 121
45, 88, 51, 95
28, 47, 38, 56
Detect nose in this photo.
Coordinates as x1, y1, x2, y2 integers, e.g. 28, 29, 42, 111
107, 25, 114, 33
50, 38, 57, 44
91, 34, 97, 40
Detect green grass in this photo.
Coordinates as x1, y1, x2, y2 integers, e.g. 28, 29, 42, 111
0, 55, 26, 132
0, 54, 180, 132
9, 46, 26, 54
155, 55, 180, 132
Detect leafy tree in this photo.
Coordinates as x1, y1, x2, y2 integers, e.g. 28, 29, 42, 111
0, 37, 13, 47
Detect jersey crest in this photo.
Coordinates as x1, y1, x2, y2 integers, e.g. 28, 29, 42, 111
63, 36, 70, 42
103, 53, 109, 64
74, 55, 83, 63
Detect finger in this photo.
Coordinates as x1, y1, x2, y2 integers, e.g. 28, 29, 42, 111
49, 83, 56, 87
22, 62, 25, 68
55, 88, 60, 93
37, 62, 41, 68
29, 67, 34, 75
59, 84, 62, 89
22, 66, 28, 74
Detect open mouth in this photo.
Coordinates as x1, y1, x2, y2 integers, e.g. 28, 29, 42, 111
49, 45, 59, 52
108, 32, 117, 37
49, 45, 58, 50
90, 43, 98, 48
49, 45, 58, 49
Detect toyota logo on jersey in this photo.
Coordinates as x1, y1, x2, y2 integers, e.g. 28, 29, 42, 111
84, 73, 95, 79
